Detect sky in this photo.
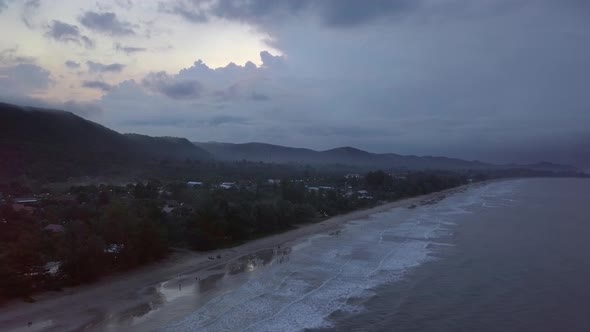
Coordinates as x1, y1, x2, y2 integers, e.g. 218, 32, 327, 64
0, 0, 589, 168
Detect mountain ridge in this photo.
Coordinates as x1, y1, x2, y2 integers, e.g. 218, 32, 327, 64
193, 141, 579, 172
0, 102, 211, 179
0, 101, 579, 180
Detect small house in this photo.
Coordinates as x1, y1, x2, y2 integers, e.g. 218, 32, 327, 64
105, 244, 124, 254
318, 186, 335, 191
162, 200, 179, 214
187, 181, 204, 188
219, 182, 236, 189
165, 200, 180, 208
44, 224, 65, 233
45, 261, 61, 276
344, 173, 361, 179
162, 206, 175, 214
14, 197, 38, 205
357, 190, 373, 199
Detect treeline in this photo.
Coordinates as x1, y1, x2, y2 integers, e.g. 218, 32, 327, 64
0, 193, 168, 301
5, 166, 578, 302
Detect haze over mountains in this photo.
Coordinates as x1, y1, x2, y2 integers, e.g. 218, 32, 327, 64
0, 102, 580, 180
193, 142, 490, 170
193, 142, 579, 173
0, 0, 588, 173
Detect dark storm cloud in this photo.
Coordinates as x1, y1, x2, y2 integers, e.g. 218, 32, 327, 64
260, 50, 284, 68
79, 11, 135, 36
0, 63, 53, 94
207, 115, 248, 126
160, 0, 419, 27
137, 51, 281, 103
0, 48, 35, 64
95, 0, 590, 168
142, 72, 203, 99
82, 80, 112, 92
115, 0, 134, 10
114, 42, 147, 54
0, 0, 7, 12
300, 125, 391, 138
64, 60, 80, 69
213, 84, 240, 101
214, 84, 271, 103
45, 20, 94, 48
86, 61, 125, 73
316, 0, 418, 26
251, 92, 270, 101
21, 0, 41, 28
206, 0, 311, 23
159, 1, 209, 23
0, 93, 103, 119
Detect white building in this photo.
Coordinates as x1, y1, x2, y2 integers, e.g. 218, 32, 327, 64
345, 173, 362, 179
318, 186, 335, 190
357, 190, 373, 199
219, 182, 236, 189
15, 197, 38, 204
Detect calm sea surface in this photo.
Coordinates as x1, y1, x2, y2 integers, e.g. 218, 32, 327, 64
318, 178, 590, 332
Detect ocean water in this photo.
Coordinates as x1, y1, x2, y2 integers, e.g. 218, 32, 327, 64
161, 178, 590, 332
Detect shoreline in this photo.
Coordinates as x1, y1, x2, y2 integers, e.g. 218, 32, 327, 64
0, 182, 482, 331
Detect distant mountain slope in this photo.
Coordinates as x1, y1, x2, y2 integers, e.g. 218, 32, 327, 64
192, 142, 320, 164
194, 141, 579, 172
0, 101, 579, 181
125, 134, 211, 161
193, 141, 493, 170
0, 102, 211, 179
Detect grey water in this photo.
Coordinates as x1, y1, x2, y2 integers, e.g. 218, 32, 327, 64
319, 178, 590, 332
117, 178, 589, 332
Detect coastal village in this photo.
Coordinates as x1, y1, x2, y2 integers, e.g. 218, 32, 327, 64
0, 171, 405, 220
0, 169, 472, 301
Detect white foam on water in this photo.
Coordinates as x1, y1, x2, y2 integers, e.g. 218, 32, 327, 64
163, 181, 520, 332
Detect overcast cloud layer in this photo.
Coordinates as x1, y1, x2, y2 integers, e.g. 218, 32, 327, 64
0, 0, 589, 168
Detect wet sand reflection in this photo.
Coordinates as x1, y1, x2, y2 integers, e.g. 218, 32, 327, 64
102, 246, 293, 330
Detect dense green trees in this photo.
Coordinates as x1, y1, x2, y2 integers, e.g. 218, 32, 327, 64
0, 190, 170, 301
178, 189, 316, 250
0, 168, 502, 302
60, 221, 106, 283
0, 207, 47, 299
366, 170, 388, 189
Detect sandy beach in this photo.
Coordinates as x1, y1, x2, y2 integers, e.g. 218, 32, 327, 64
0, 185, 471, 332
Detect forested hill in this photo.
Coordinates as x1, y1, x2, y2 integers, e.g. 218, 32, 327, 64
124, 134, 211, 161
0, 101, 579, 181
0, 102, 211, 180
192, 142, 492, 170
193, 141, 579, 173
